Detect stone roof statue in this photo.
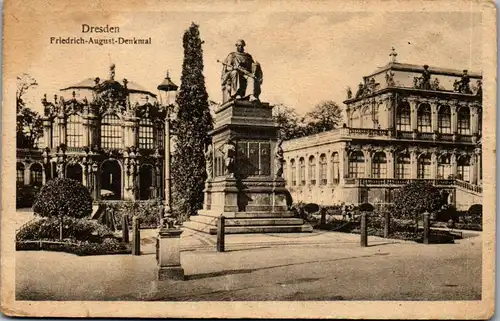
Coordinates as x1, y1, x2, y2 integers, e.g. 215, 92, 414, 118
219, 39, 263, 103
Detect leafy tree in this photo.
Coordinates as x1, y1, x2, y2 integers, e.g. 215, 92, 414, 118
16, 73, 38, 112
272, 103, 304, 141
392, 181, 445, 231
17, 107, 43, 148
171, 23, 213, 221
32, 178, 93, 240
16, 74, 43, 148
303, 100, 343, 135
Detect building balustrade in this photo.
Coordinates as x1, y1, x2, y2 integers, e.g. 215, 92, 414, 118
345, 178, 456, 186
396, 131, 473, 143
455, 179, 482, 193
346, 128, 390, 137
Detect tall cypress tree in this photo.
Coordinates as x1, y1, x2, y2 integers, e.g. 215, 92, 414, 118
171, 23, 213, 221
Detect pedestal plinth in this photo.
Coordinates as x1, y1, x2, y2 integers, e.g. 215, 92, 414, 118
183, 99, 313, 234
157, 228, 184, 281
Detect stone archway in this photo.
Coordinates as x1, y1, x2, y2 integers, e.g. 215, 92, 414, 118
100, 160, 122, 200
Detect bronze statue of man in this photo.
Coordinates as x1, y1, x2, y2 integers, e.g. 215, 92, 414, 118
220, 39, 263, 103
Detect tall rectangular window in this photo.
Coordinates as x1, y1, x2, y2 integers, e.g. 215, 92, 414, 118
52, 123, 59, 148
396, 103, 411, 131
417, 104, 432, 133
67, 114, 83, 147
101, 115, 123, 149
395, 154, 411, 179
417, 155, 432, 179
139, 119, 154, 149
319, 154, 327, 185
348, 151, 365, 178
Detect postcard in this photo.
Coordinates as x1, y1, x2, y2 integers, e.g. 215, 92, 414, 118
1, 0, 496, 318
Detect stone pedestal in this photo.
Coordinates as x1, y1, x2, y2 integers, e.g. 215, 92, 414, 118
184, 99, 312, 234
157, 228, 184, 281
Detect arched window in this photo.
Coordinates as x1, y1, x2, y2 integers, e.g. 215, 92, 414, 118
348, 151, 364, 178
395, 153, 411, 179
437, 154, 451, 179
299, 157, 305, 185
417, 103, 432, 132
100, 160, 122, 200
372, 152, 387, 178
438, 105, 452, 134
139, 118, 155, 149
457, 107, 471, 135
361, 106, 371, 128
30, 163, 43, 186
319, 154, 327, 185
396, 102, 411, 131
349, 109, 361, 128
417, 154, 432, 179
17, 163, 25, 184
308, 155, 316, 185
331, 152, 339, 183
101, 115, 122, 149
457, 155, 471, 182
290, 159, 296, 186
67, 114, 83, 147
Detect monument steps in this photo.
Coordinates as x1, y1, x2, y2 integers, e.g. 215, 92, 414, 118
182, 220, 313, 235
183, 212, 313, 235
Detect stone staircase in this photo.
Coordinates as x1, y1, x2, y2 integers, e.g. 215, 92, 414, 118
182, 210, 313, 234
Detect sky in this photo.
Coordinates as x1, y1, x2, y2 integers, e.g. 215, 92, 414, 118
8, 4, 483, 116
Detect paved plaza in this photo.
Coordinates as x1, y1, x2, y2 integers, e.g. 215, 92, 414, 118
16, 218, 481, 301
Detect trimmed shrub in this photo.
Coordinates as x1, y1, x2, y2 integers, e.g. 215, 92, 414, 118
32, 178, 92, 219
393, 181, 445, 231
16, 217, 114, 242
16, 239, 130, 256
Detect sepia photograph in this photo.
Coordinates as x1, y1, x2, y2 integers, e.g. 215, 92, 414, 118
1, 0, 496, 318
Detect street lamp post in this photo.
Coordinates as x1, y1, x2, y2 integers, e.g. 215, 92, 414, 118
157, 71, 178, 227
156, 71, 184, 281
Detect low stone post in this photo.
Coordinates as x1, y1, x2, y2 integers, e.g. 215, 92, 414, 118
384, 212, 390, 238
423, 211, 430, 245
132, 216, 140, 255
122, 215, 129, 243
360, 212, 368, 247
320, 207, 327, 226
217, 216, 225, 252
157, 228, 184, 281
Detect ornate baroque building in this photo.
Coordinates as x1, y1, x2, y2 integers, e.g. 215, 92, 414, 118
282, 52, 482, 210
17, 65, 171, 202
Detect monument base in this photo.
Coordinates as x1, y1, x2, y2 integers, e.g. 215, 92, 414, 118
185, 99, 312, 234
158, 266, 185, 281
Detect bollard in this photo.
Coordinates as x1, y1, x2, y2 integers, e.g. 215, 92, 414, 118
217, 216, 225, 252
384, 212, 390, 238
360, 212, 368, 247
132, 216, 141, 255
320, 207, 327, 226
122, 215, 129, 243
423, 212, 430, 245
